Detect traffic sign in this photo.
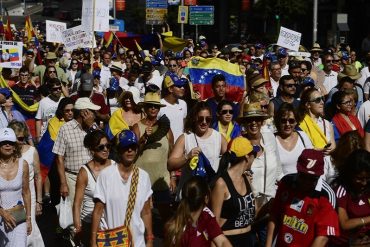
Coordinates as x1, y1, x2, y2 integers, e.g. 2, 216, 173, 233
178, 6, 188, 24
189, 5, 214, 25
146, 0, 168, 25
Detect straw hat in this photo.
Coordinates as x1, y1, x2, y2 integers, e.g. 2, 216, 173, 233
338, 64, 361, 80
46, 52, 57, 60
138, 92, 166, 107
247, 74, 268, 89
310, 43, 323, 52
236, 102, 269, 122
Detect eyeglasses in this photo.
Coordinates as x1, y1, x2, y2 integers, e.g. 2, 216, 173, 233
221, 109, 233, 115
340, 100, 353, 106
51, 86, 62, 91
197, 116, 212, 124
17, 137, 25, 142
284, 83, 297, 88
0, 141, 15, 146
48, 70, 56, 73
280, 118, 296, 125
95, 143, 111, 151
145, 104, 161, 109
168, 64, 177, 67
325, 60, 333, 63
309, 96, 325, 104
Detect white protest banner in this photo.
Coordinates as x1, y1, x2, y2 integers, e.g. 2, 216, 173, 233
62, 26, 94, 52
46, 20, 67, 43
0, 41, 23, 68
82, 0, 109, 32
277, 27, 302, 51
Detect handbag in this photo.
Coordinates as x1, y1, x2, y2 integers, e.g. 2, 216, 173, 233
7, 204, 26, 225
96, 166, 139, 247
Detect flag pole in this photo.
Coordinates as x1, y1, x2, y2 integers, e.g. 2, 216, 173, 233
91, 0, 96, 71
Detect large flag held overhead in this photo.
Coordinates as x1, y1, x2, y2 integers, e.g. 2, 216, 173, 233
104, 31, 114, 48
4, 17, 13, 41
187, 57, 245, 102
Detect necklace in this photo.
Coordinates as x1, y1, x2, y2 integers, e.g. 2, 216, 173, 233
0, 158, 12, 169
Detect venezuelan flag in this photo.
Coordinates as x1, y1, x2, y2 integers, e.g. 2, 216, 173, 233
105, 108, 129, 140
8, 48, 19, 62
25, 16, 34, 42
4, 17, 13, 41
188, 57, 245, 102
104, 31, 114, 48
38, 117, 64, 183
0, 76, 39, 112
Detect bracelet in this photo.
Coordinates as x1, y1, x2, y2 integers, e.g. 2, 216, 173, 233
146, 234, 155, 241
361, 218, 365, 226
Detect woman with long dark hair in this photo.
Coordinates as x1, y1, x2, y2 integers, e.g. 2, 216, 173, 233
164, 176, 231, 247
335, 149, 370, 246
211, 137, 259, 246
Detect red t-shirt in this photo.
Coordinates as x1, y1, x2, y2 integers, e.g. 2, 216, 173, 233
271, 175, 340, 247
181, 207, 223, 247
336, 185, 370, 246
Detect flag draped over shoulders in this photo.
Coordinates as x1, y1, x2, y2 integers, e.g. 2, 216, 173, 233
38, 117, 65, 182
188, 57, 245, 102
105, 108, 129, 140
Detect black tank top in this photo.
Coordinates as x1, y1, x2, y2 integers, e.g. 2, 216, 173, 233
220, 171, 255, 231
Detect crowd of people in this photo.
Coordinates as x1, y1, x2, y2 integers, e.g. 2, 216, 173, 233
0, 27, 369, 247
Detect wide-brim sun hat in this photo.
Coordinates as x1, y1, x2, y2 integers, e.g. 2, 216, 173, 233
236, 102, 269, 123
338, 64, 361, 80
137, 92, 166, 107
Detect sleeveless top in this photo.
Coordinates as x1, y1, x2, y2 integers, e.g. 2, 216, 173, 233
21, 146, 36, 183
135, 121, 170, 191
0, 159, 24, 210
220, 172, 255, 231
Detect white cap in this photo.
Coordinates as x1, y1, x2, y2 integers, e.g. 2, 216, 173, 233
74, 97, 101, 111
0, 128, 16, 142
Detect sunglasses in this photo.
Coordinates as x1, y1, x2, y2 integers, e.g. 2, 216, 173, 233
280, 118, 296, 124
340, 100, 353, 106
145, 104, 161, 109
51, 86, 62, 91
221, 109, 234, 115
48, 70, 56, 73
168, 64, 177, 67
309, 96, 325, 104
72, 62, 78, 65
197, 116, 212, 124
0, 141, 15, 146
284, 83, 297, 88
301, 68, 307, 72
95, 143, 111, 151
325, 60, 333, 63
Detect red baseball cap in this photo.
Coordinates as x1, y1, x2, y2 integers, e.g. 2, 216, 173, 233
296, 149, 324, 176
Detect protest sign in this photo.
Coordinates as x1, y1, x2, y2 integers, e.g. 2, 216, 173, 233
0, 41, 23, 68
277, 27, 302, 51
46, 20, 67, 43
82, 0, 110, 32
62, 26, 94, 52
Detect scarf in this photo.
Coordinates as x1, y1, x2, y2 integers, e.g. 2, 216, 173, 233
332, 112, 364, 137
299, 114, 328, 148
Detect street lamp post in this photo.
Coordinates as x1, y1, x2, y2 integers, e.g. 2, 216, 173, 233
313, 0, 318, 44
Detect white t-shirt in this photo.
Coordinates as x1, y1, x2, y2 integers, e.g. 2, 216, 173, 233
357, 100, 370, 127
281, 64, 290, 76
158, 98, 187, 142
94, 164, 153, 247
357, 67, 370, 88
323, 70, 338, 93
276, 131, 313, 176
100, 64, 112, 90
35, 96, 62, 137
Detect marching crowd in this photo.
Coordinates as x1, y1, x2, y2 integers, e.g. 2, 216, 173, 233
0, 27, 369, 247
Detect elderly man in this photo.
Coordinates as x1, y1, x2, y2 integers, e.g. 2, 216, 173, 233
53, 97, 100, 202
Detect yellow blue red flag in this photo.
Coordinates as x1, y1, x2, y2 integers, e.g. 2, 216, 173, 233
187, 57, 245, 101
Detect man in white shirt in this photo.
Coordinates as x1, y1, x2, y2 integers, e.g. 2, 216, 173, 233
269, 62, 282, 97
99, 52, 113, 90
158, 73, 188, 142
277, 48, 289, 76
322, 54, 338, 94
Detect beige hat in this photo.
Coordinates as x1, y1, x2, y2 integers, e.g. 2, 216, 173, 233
310, 43, 323, 52
231, 47, 242, 53
248, 74, 268, 89
237, 102, 269, 123
338, 64, 361, 80
138, 92, 166, 107
74, 97, 101, 111
46, 52, 57, 60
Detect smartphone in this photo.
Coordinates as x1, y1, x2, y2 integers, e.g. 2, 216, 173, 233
324, 143, 331, 148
